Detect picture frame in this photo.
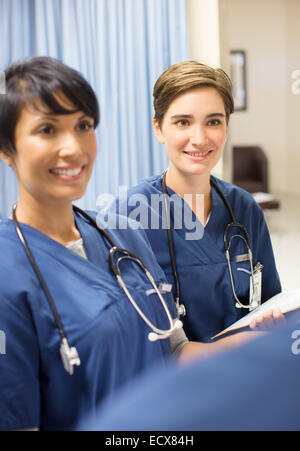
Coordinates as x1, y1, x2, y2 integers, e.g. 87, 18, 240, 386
230, 50, 247, 111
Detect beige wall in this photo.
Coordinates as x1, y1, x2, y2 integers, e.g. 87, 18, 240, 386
186, 0, 221, 66
187, 0, 300, 196
186, 0, 225, 179
285, 0, 300, 195
224, 0, 288, 194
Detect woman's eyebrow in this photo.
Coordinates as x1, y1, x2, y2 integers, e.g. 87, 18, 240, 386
33, 115, 60, 122
33, 113, 90, 122
77, 113, 92, 121
170, 114, 193, 119
206, 113, 226, 118
170, 113, 226, 120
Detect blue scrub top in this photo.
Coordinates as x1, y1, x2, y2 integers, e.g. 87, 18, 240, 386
111, 175, 282, 342
81, 311, 300, 431
0, 210, 177, 430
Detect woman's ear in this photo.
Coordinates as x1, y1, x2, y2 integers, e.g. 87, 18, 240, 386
152, 118, 165, 145
0, 150, 13, 167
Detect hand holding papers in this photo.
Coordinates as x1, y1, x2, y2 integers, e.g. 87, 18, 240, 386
212, 291, 300, 340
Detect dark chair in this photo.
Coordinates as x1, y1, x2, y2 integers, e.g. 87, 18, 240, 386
232, 146, 268, 193
232, 146, 279, 210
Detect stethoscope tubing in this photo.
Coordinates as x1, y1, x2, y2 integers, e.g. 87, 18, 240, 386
74, 207, 182, 334
13, 206, 67, 342
161, 171, 256, 310
12, 204, 181, 373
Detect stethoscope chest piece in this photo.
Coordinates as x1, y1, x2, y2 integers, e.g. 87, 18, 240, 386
60, 338, 81, 375
177, 303, 186, 317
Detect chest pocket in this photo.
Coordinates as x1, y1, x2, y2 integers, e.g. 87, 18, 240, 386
234, 259, 252, 299
226, 232, 254, 299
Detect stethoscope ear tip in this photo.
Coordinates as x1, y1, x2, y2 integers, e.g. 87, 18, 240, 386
148, 332, 159, 342
148, 319, 183, 342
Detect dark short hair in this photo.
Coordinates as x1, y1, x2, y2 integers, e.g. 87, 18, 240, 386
0, 56, 100, 156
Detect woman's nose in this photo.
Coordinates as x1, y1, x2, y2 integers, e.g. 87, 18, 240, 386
190, 125, 209, 147
57, 132, 82, 157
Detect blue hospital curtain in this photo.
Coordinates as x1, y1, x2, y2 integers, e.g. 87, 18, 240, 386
0, 0, 189, 217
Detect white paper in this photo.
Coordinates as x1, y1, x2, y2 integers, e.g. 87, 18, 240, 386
212, 290, 300, 340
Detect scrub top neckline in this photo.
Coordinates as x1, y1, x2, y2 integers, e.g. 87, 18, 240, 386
157, 176, 218, 229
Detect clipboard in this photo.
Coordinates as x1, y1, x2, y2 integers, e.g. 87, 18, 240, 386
211, 291, 300, 340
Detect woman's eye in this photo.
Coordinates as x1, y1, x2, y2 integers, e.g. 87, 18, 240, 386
207, 119, 221, 126
78, 121, 93, 131
38, 125, 54, 135
176, 119, 189, 127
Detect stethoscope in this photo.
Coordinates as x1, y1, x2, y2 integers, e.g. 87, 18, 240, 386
161, 170, 258, 315
12, 204, 183, 375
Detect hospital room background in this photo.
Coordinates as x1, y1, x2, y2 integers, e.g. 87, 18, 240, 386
1, 0, 299, 292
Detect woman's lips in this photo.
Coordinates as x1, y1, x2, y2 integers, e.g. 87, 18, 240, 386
49, 165, 85, 180
184, 150, 213, 160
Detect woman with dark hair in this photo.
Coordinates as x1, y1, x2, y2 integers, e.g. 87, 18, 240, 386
0, 56, 190, 430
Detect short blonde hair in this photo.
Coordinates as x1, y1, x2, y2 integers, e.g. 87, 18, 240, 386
153, 60, 234, 126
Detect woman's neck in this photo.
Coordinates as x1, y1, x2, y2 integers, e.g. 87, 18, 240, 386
14, 197, 81, 246
165, 166, 212, 225
166, 166, 211, 195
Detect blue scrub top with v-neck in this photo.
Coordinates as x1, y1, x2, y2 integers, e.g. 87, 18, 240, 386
0, 210, 177, 430
111, 175, 281, 342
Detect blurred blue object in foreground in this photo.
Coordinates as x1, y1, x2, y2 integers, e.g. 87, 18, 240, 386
80, 312, 300, 431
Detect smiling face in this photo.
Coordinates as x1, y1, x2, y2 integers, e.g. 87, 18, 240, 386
153, 86, 228, 182
2, 95, 97, 209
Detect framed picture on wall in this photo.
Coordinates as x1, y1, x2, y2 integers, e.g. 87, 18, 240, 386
230, 50, 247, 111
0, 70, 6, 94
